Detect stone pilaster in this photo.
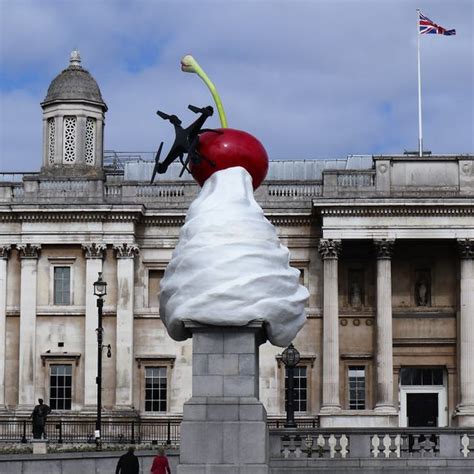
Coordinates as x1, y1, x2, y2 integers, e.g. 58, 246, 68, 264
113, 243, 139, 408
456, 239, 474, 426
318, 239, 342, 414
0, 246, 11, 408
17, 244, 41, 406
82, 243, 106, 407
374, 239, 396, 413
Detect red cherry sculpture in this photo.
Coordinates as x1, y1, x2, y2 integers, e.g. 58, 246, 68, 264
190, 128, 269, 190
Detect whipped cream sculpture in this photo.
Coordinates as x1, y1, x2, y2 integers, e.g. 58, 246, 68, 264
155, 56, 309, 346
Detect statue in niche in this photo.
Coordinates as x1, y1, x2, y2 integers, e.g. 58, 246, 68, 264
415, 273, 430, 306
350, 280, 362, 308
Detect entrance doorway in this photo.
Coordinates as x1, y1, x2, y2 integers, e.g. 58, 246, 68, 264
406, 393, 438, 427
399, 367, 447, 427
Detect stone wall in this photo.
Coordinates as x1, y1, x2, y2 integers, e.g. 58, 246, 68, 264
0, 450, 179, 474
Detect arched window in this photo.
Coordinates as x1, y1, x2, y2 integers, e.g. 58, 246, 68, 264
85, 117, 96, 165
63, 116, 77, 163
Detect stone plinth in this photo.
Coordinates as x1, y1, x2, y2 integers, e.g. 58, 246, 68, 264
177, 321, 269, 474
32, 440, 48, 454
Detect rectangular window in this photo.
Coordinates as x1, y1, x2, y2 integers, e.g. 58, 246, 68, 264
54, 266, 71, 305
401, 367, 443, 386
145, 367, 167, 412
50, 364, 72, 410
348, 366, 366, 410
285, 366, 307, 412
148, 270, 164, 307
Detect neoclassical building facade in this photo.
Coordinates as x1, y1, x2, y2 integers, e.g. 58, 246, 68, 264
0, 52, 473, 428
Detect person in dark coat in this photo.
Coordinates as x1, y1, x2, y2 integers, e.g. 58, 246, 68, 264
150, 446, 171, 474
30, 398, 51, 439
116, 446, 139, 474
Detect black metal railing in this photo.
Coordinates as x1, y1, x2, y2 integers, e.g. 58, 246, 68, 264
0, 418, 181, 445
0, 416, 318, 445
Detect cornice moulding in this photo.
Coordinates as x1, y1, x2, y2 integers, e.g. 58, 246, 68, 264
142, 216, 185, 226
317, 206, 474, 217
1, 215, 313, 226
0, 211, 142, 222
393, 338, 456, 346
266, 214, 314, 226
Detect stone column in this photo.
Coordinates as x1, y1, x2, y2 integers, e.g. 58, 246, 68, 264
113, 243, 139, 409
0, 246, 11, 408
17, 244, 41, 407
374, 239, 396, 413
318, 239, 342, 413
82, 243, 106, 407
456, 239, 474, 426
178, 321, 268, 474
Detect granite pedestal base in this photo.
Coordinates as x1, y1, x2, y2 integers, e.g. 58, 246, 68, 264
177, 321, 269, 474
32, 439, 48, 454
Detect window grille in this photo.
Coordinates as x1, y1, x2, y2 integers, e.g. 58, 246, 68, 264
63, 116, 76, 163
54, 266, 71, 305
348, 366, 366, 410
285, 366, 307, 412
50, 364, 72, 410
145, 367, 167, 412
48, 118, 55, 164
85, 118, 95, 165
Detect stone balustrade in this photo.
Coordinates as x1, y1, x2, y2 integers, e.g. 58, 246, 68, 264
135, 184, 185, 198
269, 428, 474, 460
267, 182, 323, 198
336, 171, 375, 188
0, 155, 471, 205
0, 176, 321, 205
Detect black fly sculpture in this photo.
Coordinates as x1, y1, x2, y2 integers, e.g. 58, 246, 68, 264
150, 104, 220, 183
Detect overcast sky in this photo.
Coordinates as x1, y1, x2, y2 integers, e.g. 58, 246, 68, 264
0, 0, 472, 172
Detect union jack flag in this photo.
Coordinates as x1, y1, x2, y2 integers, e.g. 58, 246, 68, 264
419, 11, 456, 35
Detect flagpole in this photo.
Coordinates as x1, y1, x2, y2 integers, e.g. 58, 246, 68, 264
416, 9, 423, 157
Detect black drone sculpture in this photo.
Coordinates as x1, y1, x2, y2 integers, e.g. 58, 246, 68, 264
150, 104, 219, 183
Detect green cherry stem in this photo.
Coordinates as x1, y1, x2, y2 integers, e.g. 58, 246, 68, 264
181, 55, 228, 128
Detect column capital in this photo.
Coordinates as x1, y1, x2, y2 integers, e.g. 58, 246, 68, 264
318, 239, 342, 260
0, 245, 12, 260
113, 243, 140, 259
82, 243, 106, 259
457, 239, 474, 259
17, 244, 41, 259
374, 239, 395, 260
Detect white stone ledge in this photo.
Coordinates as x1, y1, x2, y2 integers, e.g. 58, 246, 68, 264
319, 411, 399, 428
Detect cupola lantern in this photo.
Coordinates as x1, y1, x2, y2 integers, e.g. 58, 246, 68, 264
40, 50, 107, 176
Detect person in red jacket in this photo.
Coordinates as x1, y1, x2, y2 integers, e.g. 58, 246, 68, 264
150, 446, 171, 474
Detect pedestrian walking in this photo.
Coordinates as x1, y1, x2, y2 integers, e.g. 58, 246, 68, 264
150, 446, 171, 474
116, 446, 139, 474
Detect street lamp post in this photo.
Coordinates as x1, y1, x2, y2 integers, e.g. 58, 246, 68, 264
93, 272, 107, 450
281, 343, 301, 428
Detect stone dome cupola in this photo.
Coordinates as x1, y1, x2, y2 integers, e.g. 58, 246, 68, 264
40, 51, 107, 176
43, 50, 107, 108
